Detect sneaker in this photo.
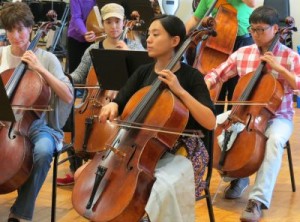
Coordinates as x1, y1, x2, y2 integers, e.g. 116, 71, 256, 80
8, 212, 31, 222
224, 177, 249, 199
140, 214, 150, 222
56, 173, 74, 186
240, 199, 262, 222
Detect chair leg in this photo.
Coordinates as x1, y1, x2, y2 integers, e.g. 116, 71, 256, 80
205, 187, 215, 222
212, 178, 223, 204
286, 141, 296, 192
51, 152, 59, 222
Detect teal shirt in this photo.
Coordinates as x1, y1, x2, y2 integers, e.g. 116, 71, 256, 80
194, 0, 253, 36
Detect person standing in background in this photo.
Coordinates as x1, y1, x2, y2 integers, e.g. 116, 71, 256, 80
67, 0, 96, 75
185, 0, 256, 201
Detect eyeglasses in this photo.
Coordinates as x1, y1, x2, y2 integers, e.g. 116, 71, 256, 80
247, 26, 272, 35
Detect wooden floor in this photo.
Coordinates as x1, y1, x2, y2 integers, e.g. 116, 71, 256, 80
1, 108, 300, 222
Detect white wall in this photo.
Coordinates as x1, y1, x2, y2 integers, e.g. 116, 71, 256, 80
290, 0, 300, 51
175, 0, 193, 23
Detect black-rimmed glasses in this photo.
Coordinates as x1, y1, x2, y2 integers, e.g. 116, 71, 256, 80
247, 25, 272, 35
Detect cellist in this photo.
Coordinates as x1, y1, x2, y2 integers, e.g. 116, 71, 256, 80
205, 6, 300, 222
0, 2, 73, 222
96, 14, 216, 221
185, 0, 256, 200
56, 3, 145, 186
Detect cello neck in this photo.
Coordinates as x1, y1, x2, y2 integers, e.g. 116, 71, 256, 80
6, 23, 53, 99
238, 33, 280, 102
119, 25, 130, 41
49, 5, 70, 53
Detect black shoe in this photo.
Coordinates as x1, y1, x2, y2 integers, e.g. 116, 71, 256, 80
240, 199, 262, 222
224, 177, 250, 199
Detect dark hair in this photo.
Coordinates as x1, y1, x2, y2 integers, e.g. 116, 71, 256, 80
151, 14, 186, 52
249, 6, 280, 26
0, 2, 35, 31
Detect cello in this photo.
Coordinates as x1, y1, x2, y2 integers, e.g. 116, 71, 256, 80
213, 21, 297, 178
192, 0, 238, 102
0, 23, 53, 194
72, 18, 217, 222
86, 6, 106, 42
73, 18, 142, 158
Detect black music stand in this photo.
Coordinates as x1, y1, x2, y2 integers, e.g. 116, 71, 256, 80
0, 77, 15, 122
90, 48, 153, 90
96, 0, 155, 31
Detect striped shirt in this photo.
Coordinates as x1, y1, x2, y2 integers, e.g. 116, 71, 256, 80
205, 42, 300, 120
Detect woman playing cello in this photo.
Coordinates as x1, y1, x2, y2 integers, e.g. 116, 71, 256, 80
56, 3, 145, 186
0, 2, 73, 221
205, 6, 300, 222
76, 14, 216, 222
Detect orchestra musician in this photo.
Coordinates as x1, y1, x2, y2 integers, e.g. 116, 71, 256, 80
56, 3, 145, 186
205, 6, 300, 222
185, 0, 256, 199
0, 2, 73, 222
75, 14, 216, 222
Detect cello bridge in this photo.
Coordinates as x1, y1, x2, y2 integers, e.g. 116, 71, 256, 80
106, 145, 126, 158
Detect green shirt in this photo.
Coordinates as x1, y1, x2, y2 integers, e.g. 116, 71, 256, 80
194, 0, 253, 36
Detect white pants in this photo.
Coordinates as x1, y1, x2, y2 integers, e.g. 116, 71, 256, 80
217, 112, 293, 208
145, 152, 195, 222
249, 117, 293, 208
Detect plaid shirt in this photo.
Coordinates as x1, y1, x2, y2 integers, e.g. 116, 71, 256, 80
205, 42, 300, 120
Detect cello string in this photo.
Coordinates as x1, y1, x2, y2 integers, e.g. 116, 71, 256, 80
214, 101, 268, 105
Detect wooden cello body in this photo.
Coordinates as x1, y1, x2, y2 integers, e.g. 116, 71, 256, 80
74, 19, 141, 157
0, 70, 50, 194
193, 0, 238, 101
213, 33, 284, 178
72, 87, 188, 221
86, 6, 106, 42
0, 25, 52, 193
74, 68, 117, 157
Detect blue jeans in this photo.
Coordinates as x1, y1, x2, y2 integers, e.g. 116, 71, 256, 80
249, 117, 293, 209
10, 131, 56, 220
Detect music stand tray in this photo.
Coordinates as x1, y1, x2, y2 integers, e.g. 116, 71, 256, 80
90, 49, 153, 90
0, 77, 15, 122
